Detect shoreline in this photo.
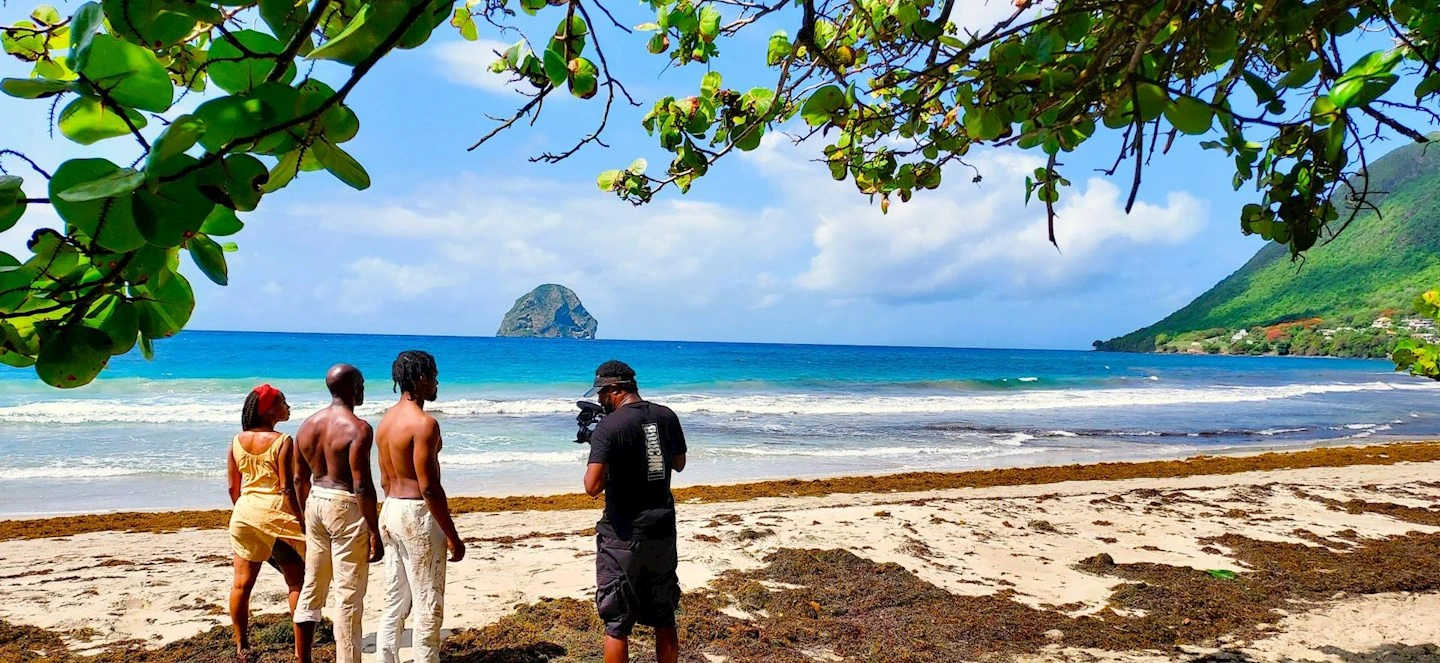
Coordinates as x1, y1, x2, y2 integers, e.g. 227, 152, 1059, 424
5, 438, 1438, 542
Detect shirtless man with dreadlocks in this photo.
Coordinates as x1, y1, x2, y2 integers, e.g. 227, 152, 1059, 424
374, 350, 465, 663
293, 364, 381, 663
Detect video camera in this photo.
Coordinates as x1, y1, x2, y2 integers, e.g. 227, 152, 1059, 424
574, 400, 605, 444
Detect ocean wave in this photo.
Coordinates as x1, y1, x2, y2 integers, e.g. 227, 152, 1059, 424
0, 466, 152, 480
443, 450, 585, 465
0, 380, 1433, 424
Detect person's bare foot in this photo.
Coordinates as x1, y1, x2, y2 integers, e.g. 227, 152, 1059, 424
235, 646, 251, 663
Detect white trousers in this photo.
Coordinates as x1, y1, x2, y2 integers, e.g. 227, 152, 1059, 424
295, 487, 369, 663
377, 499, 448, 663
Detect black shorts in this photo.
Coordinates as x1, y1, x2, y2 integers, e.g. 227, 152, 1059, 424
595, 534, 680, 638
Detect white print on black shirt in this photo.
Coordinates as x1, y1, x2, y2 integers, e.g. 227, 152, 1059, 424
643, 422, 665, 481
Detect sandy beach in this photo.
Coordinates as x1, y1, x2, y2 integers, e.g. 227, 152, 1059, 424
5, 441, 1440, 662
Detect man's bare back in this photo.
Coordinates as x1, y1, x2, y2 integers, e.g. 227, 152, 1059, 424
375, 399, 436, 499
297, 405, 371, 492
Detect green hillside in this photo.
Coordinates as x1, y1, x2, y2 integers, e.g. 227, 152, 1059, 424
1099, 139, 1440, 353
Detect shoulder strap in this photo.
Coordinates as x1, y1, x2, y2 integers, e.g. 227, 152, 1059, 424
267, 433, 289, 458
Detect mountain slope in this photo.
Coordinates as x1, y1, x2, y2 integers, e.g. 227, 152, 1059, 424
1099, 140, 1440, 352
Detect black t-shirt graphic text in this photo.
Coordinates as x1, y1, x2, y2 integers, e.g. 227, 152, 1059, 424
587, 401, 687, 540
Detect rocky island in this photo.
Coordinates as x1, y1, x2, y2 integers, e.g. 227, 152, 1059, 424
496, 284, 598, 339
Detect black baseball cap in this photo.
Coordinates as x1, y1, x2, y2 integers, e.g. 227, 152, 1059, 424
584, 375, 635, 397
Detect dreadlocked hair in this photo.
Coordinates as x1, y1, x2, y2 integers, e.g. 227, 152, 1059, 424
393, 350, 437, 395
241, 391, 264, 431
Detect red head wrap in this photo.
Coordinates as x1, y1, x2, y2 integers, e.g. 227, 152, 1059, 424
252, 384, 280, 414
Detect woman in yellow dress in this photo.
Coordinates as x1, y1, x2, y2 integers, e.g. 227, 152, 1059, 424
227, 384, 307, 661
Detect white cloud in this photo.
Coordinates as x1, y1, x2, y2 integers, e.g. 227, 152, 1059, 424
338, 257, 456, 314
432, 38, 534, 95
746, 140, 1206, 303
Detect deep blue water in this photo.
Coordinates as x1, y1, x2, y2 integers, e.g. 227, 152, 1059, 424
1, 331, 1435, 515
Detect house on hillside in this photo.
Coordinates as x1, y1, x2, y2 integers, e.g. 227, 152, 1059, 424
1231, 329, 1249, 342
1402, 317, 1436, 331
1372, 316, 1394, 329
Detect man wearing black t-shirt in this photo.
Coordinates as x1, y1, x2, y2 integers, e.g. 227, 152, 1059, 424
582, 360, 687, 663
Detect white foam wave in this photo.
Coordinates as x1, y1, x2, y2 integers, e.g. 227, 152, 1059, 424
0, 380, 1432, 423
1257, 428, 1308, 436
1018, 377, 1039, 382
1045, 430, 1079, 437
442, 451, 584, 466
993, 432, 1035, 446
0, 466, 150, 480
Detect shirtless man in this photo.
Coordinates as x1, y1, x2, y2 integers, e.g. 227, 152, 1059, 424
293, 364, 381, 663
375, 350, 465, 663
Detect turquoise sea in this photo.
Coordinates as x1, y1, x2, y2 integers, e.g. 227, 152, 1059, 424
1, 331, 1436, 515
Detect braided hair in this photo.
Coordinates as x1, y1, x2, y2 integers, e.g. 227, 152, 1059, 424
393, 350, 437, 395
241, 391, 263, 431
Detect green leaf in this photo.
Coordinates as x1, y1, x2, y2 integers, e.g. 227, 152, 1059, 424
92, 298, 138, 355
58, 96, 147, 145
50, 159, 146, 252
597, 169, 622, 191
265, 150, 303, 193
0, 176, 25, 234
543, 47, 568, 86
1205, 569, 1239, 581
101, 0, 198, 49
199, 206, 245, 236
634, 22, 660, 31
767, 31, 791, 66
133, 272, 194, 339
68, 2, 104, 71
133, 155, 215, 247
452, 8, 479, 41
139, 334, 154, 360
801, 85, 846, 126
1241, 70, 1276, 104
1276, 59, 1322, 90
187, 233, 229, 286
78, 34, 174, 112
701, 71, 722, 99
1, 78, 72, 99
200, 154, 270, 212
567, 57, 598, 99
647, 33, 670, 54
147, 115, 206, 173
1311, 95, 1339, 125
1134, 82, 1168, 122
193, 95, 269, 152
520, 0, 547, 16
312, 139, 371, 190
1416, 73, 1440, 100
307, 4, 375, 65
1163, 96, 1214, 136
627, 158, 647, 175
35, 324, 113, 388
1330, 49, 1403, 109
57, 168, 144, 202
1331, 73, 1399, 110
699, 6, 721, 42
260, 0, 309, 43
208, 29, 294, 94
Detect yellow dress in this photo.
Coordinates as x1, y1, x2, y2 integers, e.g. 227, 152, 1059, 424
228, 433, 307, 562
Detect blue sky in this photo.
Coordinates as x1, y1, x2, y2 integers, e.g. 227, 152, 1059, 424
0, 4, 1423, 349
